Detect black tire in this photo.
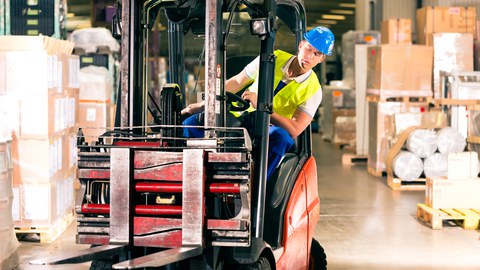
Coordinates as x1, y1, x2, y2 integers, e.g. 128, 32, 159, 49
90, 258, 113, 270
309, 239, 327, 270
240, 256, 271, 270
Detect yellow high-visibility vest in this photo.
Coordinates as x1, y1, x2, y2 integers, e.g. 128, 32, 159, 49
241, 50, 320, 119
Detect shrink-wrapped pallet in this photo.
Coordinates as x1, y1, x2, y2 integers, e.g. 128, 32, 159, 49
0, 138, 19, 270
393, 151, 424, 181
405, 129, 437, 158
423, 152, 447, 178
437, 127, 466, 154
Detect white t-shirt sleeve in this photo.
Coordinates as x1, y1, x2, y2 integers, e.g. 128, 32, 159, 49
297, 87, 323, 118
244, 56, 260, 80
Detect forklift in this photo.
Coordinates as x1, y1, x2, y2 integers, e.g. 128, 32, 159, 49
30, 0, 326, 269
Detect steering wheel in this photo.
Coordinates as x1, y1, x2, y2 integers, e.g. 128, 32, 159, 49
226, 91, 250, 112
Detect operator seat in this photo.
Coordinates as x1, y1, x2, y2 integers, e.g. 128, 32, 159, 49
263, 137, 301, 248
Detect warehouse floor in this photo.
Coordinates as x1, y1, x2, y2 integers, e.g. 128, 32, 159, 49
15, 133, 480, 270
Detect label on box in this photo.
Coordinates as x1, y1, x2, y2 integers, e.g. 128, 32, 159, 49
86, 108, 96, 122
12, 188, 19, 221
23, 185, 49, 220
53, 98, 59, 132
68, 98, 75, 128
57, 61, 63, 94
449, 7, 460, 15
57, 138, 62, 171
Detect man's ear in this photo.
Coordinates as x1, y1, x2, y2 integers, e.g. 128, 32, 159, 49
320, 54, 327, 62
298, 40, 306, 50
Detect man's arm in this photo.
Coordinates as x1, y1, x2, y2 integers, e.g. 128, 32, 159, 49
181, 70, 253, 115
270, 109, 313, 138
225, 70, 253, 93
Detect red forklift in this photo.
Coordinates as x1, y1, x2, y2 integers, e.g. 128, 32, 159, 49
30, 0, 326, 269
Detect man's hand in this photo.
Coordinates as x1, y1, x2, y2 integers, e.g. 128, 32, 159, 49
241, 91, 257, 109
181, 101, 205, 115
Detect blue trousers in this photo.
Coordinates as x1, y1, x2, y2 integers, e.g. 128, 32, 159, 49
182, 114, 294, 179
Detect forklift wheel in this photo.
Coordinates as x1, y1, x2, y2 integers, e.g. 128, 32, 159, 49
90, 258, 113, 270
309, 239, 327, 270
239, 256, 271, 270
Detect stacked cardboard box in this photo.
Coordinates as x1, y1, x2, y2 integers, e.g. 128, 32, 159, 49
366, 44, 433, 98
416, 6, 476, 46
78, 65, 113, 144
381, 18, 412, 45
0, 36, 79, 234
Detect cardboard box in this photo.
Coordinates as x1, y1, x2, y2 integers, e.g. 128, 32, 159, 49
17, 94, 68, 139
448, 152, 480, 179
12, 176, 74, 227
417, 6, 476, 45
381, 19, 412, 45
0, 35, 74, 55
78, 102, 111, 144
426, 177, 480, 209
12, 135, 64, 185
367, 45, 433, 95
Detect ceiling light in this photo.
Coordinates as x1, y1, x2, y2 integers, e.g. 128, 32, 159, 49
338, 3, 356, 8
315, 19, 337, 25
321, 14, 346, 20
330, 9, 354, 15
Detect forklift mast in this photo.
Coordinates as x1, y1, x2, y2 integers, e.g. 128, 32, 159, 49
117, 0, 309, 238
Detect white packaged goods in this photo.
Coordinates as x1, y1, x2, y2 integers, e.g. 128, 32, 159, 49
437, 127, 466, 154
426, 177, 480, 209
69, 27, 120, 53
405, 129, 438, 158
424, 153, 447, 178
393, 151, 424, 181
0, 137, 19, 270
447, 152, 480, 179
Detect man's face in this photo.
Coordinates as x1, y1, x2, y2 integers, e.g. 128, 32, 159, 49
297, 40, 327, 70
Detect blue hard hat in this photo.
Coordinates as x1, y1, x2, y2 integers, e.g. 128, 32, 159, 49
304, 26, 335, 56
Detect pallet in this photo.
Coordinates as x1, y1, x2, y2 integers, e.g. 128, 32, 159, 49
342, 153, 367, 165
417, 203, 480, 230
366, 92, 433, 103
367, 166, 386, 177
15, 211, 75, 244
387, 175, 426, 191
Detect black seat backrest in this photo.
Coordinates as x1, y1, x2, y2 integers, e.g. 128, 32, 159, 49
264, 152, 302, 248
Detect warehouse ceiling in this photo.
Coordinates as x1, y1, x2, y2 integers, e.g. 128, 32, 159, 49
66, 0, 355, 40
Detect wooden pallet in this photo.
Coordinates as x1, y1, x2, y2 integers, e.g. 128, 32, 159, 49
15, 211, 75, 244
366, 93, 433, 103
367, 166, 386, 177
342, 153, 367, 165
387, 175, 426, 191
417, 203, 480, 230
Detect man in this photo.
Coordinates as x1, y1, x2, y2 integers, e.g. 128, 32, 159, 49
182, 26, 334, 178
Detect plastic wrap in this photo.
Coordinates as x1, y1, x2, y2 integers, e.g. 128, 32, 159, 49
437, 127, 466, 154
424, 152, 448, 178
341, 30, 380, 88
333, 116, 356, 145
69, 27, 120, 53
393, 151, 424, 181
0, 138, 19, 269
406, 129, 438, 158
433, 33, 474, 100
368, 101, 429, 172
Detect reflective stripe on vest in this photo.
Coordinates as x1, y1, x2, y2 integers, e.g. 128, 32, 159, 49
246, 50, 320, 119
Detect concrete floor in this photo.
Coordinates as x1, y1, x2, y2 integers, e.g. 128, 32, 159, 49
15, 133, 480, 269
